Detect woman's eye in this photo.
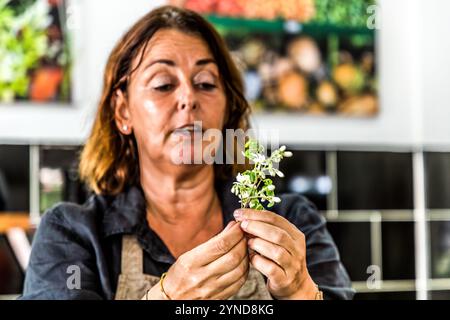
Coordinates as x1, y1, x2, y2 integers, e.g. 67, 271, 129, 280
196, 82, 216, 91
153, 84, 174, 92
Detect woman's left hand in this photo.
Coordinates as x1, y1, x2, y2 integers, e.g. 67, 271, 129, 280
233, 208, 319, 300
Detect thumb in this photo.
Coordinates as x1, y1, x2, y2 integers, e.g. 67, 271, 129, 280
222, 220, 237, 232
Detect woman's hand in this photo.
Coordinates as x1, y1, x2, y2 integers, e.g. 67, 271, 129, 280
146, 221, 249, 300
233, 209, 318, 300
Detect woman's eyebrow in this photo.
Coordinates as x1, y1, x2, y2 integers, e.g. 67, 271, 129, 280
195, 58, 217, 66
144, 59, 175, 70
143, 58, 217, 71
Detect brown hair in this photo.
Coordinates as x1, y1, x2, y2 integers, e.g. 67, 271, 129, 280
79, 5, 251, 195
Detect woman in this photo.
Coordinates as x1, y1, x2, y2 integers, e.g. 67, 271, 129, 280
20, 5, 354, 300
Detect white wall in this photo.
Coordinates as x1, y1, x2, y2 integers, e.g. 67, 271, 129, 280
421, 0, 450, 149
0, 0, 449, 149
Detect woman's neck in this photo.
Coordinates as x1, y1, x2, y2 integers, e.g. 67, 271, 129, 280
140, 163, 223, 258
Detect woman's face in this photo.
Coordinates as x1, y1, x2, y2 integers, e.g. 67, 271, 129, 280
116, 29, 227, 171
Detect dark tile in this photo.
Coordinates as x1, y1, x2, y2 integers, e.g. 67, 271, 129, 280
429, 221, 450, 278
425, 153, 450, 209
0, 235, 24, 294
430, 291, 450, 300
326, 222, 371, 282
382, 222, 416, 280
272, 150, 328, 211
0, 145, 29, 212
337, 152, 414, 210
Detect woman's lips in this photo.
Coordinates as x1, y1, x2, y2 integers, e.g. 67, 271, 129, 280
172, 123, 203, 138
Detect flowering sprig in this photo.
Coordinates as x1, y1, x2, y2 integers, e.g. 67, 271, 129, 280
231, 139, 293, 210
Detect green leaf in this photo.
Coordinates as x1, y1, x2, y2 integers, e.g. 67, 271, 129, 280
249, 171, 256, 183
249, 199, 259, 209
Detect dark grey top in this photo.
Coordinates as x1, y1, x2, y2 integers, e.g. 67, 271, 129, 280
19, 179, 355, 300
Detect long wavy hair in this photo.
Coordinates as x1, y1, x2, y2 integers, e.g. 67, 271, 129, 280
79, 5, 251, 195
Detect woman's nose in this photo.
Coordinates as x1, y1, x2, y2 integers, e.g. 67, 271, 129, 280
177, 83, 197, 111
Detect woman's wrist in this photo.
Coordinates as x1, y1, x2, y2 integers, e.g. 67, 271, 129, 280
141, 283, 169, 300
287, 273, 321, 300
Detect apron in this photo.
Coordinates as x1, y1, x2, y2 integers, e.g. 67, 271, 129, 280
114, 235, 273, 300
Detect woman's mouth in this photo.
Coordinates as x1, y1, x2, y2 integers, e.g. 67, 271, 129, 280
172, 123, 204, 138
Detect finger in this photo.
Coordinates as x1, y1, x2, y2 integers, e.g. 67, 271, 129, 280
190, 222, 244, 266
234, 209, 299, 238
240, 220, 297, 255
250, 253, 285, 285
206, 235, 247, 275
211, 268, 248, 300
248, 237, 291, 270
214, 252, 249, 290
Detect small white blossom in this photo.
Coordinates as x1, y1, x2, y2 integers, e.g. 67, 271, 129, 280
275, 170, 285, 178
253, 154, 266, 163
236, 173, 250, 184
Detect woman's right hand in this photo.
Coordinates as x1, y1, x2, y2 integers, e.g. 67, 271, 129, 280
146, 221, 249, 300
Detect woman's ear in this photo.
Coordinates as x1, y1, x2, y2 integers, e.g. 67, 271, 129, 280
113, 89, 132, 135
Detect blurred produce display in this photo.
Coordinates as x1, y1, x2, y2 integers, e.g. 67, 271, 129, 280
171, 0, 378, 117
0, 0, 71, 103
171, 0, 317, 22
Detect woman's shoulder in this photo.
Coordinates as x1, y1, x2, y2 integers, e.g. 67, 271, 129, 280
37, 192, 113, 240
38, 186, 146, 239
41, 194, 106, 224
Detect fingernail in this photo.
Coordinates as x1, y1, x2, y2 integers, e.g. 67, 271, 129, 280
241, 220, 249, 230
233, 210, 242, 219
224, 221, 235, 231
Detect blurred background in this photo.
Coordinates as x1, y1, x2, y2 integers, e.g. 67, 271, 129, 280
0, 0, 450, 300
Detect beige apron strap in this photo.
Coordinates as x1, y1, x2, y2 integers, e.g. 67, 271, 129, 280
121, 235, 143, 274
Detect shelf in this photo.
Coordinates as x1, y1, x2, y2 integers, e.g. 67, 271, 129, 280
205, 14, 375, 36
0, 213, 31, 233
0, 295, 19, 300
322, 209, 450, 223
353, 278, 450, 294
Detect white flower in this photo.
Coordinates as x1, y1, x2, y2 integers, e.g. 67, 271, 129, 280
267, 185, 275, 191
279, 146, 286, 152
273, 197, 281, 203
253, 154, 266, 163
283, 151, 293, 158
275, 170, 285, 178
236, 173, 250, 184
